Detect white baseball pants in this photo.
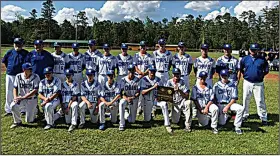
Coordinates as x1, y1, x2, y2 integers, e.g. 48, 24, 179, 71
171, 99, 192, 128
53, 74, 66, 83
99, 102, 119, 124
79, 101, 98, 124
119, 98, 139, 128
196, 78, 213, 88
10, 98, 37, 124
243, 79, 267, 121
217, 103, 243, 128
64, 102, 78, 126
43, 99, 61, 126
98, 74, 107, 85
73, 73, 83, 85
155, 72, 169, 83
197, 104, 218, 128
5, 75, 15, 113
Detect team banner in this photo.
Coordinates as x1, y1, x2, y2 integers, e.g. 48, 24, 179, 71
157, 86, 174, 102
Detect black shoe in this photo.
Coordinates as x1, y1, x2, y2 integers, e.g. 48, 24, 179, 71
142, 122, 151, 128
261, 120, 268, 126
21, 112, 26, 116
106, 121, 114, 128
4, 113, 12, 116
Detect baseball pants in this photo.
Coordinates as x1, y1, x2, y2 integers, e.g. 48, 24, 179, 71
53, 74, 66, 83
119, 98, 139, 128
73, 73, 83, 85
197, 104, 218, 128
98, 74, 107, 85
155, 72, 169, 83
171, 99, 192, 128
43, 99, 61, 126
217, 103, 243, 128
181, 75, 197, 118
79, 101, 98, 124
196, 78, 213, 88
99, 102, 119, 124
64, 102, 78, 126
5, 75, 15, 113
243, 79, 267, 121
10, 98, 37, 124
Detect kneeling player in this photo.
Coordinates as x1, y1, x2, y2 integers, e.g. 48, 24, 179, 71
61, 69, 80, 132
39, 67, 62, 130
79, 69, 102, 129
140, 65, 173, 134
99, 70, 121, 130
191, 71, 219, 134
10, 63, 40, 128
166, 68, 192, 132
213, 69, 243, 134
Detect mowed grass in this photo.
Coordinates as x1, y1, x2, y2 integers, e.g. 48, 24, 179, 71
1, 47, 279, 154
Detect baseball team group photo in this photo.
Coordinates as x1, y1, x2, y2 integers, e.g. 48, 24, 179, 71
1, 0, 279, 155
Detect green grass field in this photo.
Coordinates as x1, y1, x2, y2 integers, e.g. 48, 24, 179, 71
1, 47, 279, 154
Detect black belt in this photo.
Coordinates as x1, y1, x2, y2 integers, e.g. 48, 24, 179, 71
26, 97, 37, 100
220, 102, 228, 104
157, 71, 167, 73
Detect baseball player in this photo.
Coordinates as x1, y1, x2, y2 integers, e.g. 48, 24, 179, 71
97, 43, 117, 85
193, 43, 216, 87
237, 49, 246, 82
68, 43, 86, 85
84, 39, 103, 77
165, 68, 192, 132
38, 67, 62, 130
10, 63, 40, 128
51, 42, 70, 82
78, 69, 102, 129
191, 71, 219, 134
212, 69, 244, 134
139, 65, 173, 134
61, 69, 80, 132
99, 70, 121, 130
2, 38, 29, 116
216, 44, 239, 85
118, 64, 141, 131
240, 43, 269, 126
116, 43, 134, 82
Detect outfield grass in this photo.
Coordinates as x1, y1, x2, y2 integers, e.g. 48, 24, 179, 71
1, 47, 279, 154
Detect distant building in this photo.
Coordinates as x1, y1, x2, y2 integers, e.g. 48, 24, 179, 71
155, 44, 178, 52
43, 39, 89, 48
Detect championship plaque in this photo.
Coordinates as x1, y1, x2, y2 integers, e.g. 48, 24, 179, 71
157, 86, 175, 102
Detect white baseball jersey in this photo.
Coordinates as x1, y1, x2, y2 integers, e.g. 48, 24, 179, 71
52, 52, 70, 74
212, 81, 238, 104
193, 56, 216, 79
61, 81, 80, 104
133, 52, 153, 73
68, 52, 85, 73
100, 81, 121, 102
165, 79, 189, 104
140, 76, 163, 101
39, 77, 61, 98
13, 73, 40, 98
152, 50, 173, 72
80, 80, 102, 103
119, 76, 140, 97
216, 56, 239, 81
116, 54, 133, 76
172, 53, 193, 76
84, 50, 103, 73
190, 84, 214, 108
98, 54, 117, 75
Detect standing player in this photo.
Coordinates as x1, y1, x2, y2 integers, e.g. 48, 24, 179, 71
61, 69, 80, 132
240, 43, 269, 125
193, 44, 216, 87
99, 70, 121, 130
97, 43, 117, 85
39, 67, 62, 130
84, 39, 103, 77
191, 71, 219, 134
116, 43, 134, 82
10, 63, 40, 128
118, 65, 141, 131
78, 69, 102, 129
212, 69, 244, 134
2, 38, 29, 116
165, 68, 192, 132
139, 65, 173, 134
68, 43, 86, 85
52, 42, 70, 82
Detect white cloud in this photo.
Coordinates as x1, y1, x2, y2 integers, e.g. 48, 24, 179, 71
204, 7, 232, 20
53, 8, 77, 25
234, 1, 279, 19
176, 14, 189, 23
1, 5, 28, 22
184, 1, 220, 12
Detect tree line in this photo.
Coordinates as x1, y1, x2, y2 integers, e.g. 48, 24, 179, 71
1, 0, 279, 50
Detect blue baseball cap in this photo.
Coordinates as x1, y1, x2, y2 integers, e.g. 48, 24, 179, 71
72, 43, 79, 48
201, 43, 209, 49
54, 42, 61, 47
22, 63, 32, 70
220, 69, 229, 76
127, 64, 135, 71
158, 39, 166, 45
43, 67, 53, 74
223, 44, 232, 49
88, 40, 96, 45
178, 42, 185, 47
86, 69, 95, 75
172, 68, 181, 74
34, 40, 43, 45
250, 43, 260, 50
121, 43, 128, 49
199, 71, 208, 78
140, 41, 147, 46
14, 38, 23, 44
65, 68, 74, 76
106, 70, 114, 75
103, 43, 110, 49
148, 65, 157, 72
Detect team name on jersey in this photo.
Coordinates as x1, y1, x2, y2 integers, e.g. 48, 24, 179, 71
54, 59, 65, 65
155, 57, 168, 62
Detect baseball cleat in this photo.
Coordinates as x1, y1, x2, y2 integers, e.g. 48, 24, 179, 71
119, 126, 125, 131
242, 116, 248, 122
4, 113, 12, 117
44, 124, 52, 130
21, 112, 26, 116
261, 120, 268, 126
235, 128, 243, 135
184, 127, 192, 133
68, 125, 76, 132
78, 123, 84, 129
10, 123, 22, 129
212, 128, 219, 134
166, 126, 173, 134
99, 124, 106, 131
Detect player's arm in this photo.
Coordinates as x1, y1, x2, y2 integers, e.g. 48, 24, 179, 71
176, 84, 190, 99
223, 87, 238, 113
263, 59, 269, 76
203, 88, 215, 114
22, 89, 38, 99
81, 96, 93, 108
1, 50, 11, 67
193, 59, 198, 76
190, 87, 202, 112
188, 56, 193, 75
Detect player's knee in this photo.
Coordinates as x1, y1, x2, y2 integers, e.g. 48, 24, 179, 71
184, 100, 192, 108
119, 99, 127, 106
99, 102, 105, 109
45, 103, 53, 111
211, 104, 219, 112
10, 102, 17, 110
